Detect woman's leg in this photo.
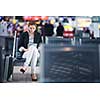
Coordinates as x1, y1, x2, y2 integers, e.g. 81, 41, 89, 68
21, 45, 40, 81
30, 48, 40, 74
22, 45, 37, 67
29, 47, 40, 81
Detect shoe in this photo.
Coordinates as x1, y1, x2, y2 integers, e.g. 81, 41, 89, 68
31, 74, 38, 81
20, 67, 27, 74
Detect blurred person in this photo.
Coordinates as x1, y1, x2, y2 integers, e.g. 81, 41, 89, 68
11, 21, 19, 35
7, 23, 13, 36
73, 27, 76, 34
0, 19, 8, 35
23, 24, 29, 32
44, 21, 54, 36
83, 27, 90, 37
56, 22, 64, 36
41, 22, 46, 43
16, 26, 23, 37
0, 19, 3, 33
90, 31, 95, 39
86, 27, 90, 34
20, 26, 24, 34
18, 23, 42, 81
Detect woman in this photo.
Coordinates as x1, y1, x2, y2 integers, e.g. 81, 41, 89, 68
18, 23, 42, 81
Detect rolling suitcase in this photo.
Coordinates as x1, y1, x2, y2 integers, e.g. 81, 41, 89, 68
0, 46, 4, 82
3, 31, 17, 82
3, 55, 13, 82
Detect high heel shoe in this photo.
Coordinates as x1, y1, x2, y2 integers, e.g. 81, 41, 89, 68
20, 67, 27, 74
20, 68, 25, 74
31, 74, 38, 81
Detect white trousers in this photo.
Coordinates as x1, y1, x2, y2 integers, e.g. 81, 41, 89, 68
22, 45, 40, 74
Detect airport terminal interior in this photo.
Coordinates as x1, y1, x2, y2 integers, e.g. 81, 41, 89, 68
0, 16, 100, 83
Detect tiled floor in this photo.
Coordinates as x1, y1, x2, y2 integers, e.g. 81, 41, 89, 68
9, 66, 39, 83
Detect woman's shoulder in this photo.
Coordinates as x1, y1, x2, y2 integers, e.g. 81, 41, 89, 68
21, 31, 29, 36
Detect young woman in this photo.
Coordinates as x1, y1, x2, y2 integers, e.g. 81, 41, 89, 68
18, 23, 42, 81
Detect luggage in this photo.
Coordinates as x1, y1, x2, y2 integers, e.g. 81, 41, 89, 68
0, 46, 4, 82
3, 55, 13, 82
0, 31, 26, 82
2, 31, 17, 82
0, 47, 13, 82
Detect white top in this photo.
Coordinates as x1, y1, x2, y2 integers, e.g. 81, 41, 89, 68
28, 36, 34, 47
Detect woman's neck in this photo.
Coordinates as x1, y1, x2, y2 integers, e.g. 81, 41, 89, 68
29, 32, 34, 37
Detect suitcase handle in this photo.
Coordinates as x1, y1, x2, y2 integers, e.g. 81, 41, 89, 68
12, 31, 17, 58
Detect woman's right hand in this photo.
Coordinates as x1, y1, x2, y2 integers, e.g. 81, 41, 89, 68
19, 47, 28, 52
23, 48, 28, 52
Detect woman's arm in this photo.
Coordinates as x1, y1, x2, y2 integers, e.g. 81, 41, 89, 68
18, 32, 29, 50
19, 46, 28, 52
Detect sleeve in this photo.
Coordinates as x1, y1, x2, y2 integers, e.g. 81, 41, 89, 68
18, 32, 24, 49
18, 32, 29, 49
37, 32, 42, 48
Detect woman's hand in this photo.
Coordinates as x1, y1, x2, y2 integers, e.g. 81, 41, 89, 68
23, 48, 28, 52
19, 47, 28, 52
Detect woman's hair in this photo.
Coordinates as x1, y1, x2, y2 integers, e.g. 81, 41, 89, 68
28, 22, 36, 27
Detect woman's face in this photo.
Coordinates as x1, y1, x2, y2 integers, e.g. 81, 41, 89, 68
28, 25, 36, 34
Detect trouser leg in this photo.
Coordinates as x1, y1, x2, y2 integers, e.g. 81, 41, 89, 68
22, 46, 37, 67
30, 48, 40, 74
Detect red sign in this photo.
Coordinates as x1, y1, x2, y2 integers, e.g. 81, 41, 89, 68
31, 16, 41, 20
23, 16, 32, 20
23, 16, 48, 21
40, 16, 48, 20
